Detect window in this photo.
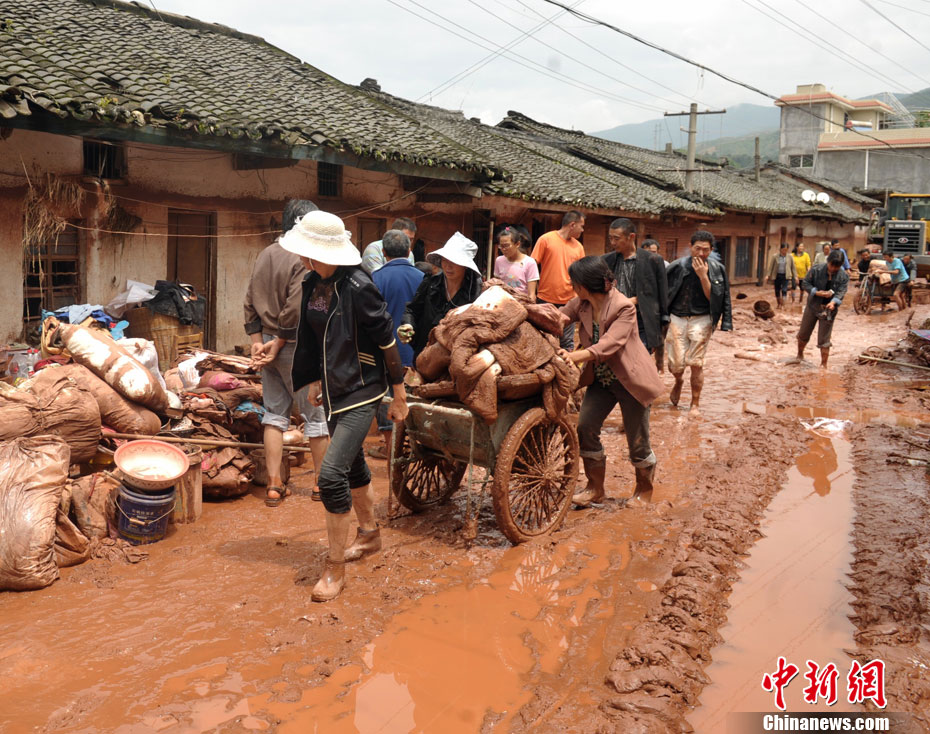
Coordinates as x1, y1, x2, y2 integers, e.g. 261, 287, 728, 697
788, 154, 813, 168
665, 239, 678, 261
735, 237, 753, 279
317, 162, 342, 198
23, 225, 82, 337
82, 139, 125, 179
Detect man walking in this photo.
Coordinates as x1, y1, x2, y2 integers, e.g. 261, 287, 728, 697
532, 210, 586, 349
882, 250, 910, 312
244, 199, 329, 505
765, 243, 797, 308
795, 248, 848, 368
602, 218, 668, 354
665, 230, 732, 415
361, 217, 417, 274
370, 229, 424, 459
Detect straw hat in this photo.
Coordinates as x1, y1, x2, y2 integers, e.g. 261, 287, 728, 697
427, 232, 481, 274
280, 210, 361, 266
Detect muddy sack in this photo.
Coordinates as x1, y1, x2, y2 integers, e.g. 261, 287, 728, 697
68, 473, 121, 540
54, 509, 90, 568
0, 371, 101, 463
46, 364, 161, 435
0, 436, 70, 591
44, 317, 169, 413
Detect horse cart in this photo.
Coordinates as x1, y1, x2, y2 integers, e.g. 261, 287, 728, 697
388, 374, 579, 544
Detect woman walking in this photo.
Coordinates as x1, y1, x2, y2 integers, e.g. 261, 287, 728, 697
558, 257, 664, 506
285, 210, 408, 602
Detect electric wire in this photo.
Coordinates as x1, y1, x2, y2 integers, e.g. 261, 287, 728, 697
459, 0, 696, 109
539, 0, 930, 164
857, 0, 930, 54
875, 0, 930, 20
384, 0, 667, 113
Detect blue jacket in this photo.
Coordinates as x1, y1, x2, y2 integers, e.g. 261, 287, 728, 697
373, 258, 424, 366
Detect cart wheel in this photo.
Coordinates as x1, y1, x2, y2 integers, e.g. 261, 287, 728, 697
491, 407, 579, 544
390, 422, 466, 512
854, 284, 871, 314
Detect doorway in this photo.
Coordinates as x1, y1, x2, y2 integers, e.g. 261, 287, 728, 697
167, 210, 216, 348
756, 237, 767, 285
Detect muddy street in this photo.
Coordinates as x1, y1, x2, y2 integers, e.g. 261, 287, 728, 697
1, 288, 928, 734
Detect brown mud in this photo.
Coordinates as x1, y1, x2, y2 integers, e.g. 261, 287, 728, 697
0, 287, 928, 733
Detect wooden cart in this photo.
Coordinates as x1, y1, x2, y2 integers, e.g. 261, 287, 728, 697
389, 374, 579, 544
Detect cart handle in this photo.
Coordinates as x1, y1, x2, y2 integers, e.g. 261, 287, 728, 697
383, 395, 476, 421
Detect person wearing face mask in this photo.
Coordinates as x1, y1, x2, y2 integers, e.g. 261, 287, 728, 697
397, 232, 483, 358
494, 226, 539, 300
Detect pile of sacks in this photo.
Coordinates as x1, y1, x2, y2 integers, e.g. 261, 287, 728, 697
413, 283, 579, 423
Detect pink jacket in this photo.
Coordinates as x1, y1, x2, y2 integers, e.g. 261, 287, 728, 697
560, 290, 664, 407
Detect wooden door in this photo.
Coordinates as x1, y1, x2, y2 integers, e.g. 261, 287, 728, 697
167, 210, 216, 348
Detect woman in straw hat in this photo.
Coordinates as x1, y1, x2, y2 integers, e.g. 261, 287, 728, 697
398, 232, 483, 357
284, 210, 408, 602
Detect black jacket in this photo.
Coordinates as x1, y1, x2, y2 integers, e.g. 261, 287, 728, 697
292, 267, 404, 419
402, 270, 482, 357
665, 255, 733, 332
602, 250, 669, 350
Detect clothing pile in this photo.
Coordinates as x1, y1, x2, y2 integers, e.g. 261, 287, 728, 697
413, 283, 579, 423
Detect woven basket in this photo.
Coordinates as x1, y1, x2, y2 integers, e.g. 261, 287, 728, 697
125, 307, 201, 371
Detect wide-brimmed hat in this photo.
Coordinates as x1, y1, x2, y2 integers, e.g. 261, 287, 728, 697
427, 232, 481, 274
280, 210, 361, 266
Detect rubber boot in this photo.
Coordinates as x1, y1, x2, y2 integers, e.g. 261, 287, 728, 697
633, 463, 656, 495
573, 456, 607, 507
312, 511, 351, 602
344, 527, 382, 562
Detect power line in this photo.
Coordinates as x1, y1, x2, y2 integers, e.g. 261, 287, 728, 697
858, 0, 930, 54
538, 0, 930, 165
875, 0, 930, 20
385, 0, 667, 113
792, 0, 930, 93
419, 0, 576, 101
510, 0, 708, 108
742, 0, 919, 95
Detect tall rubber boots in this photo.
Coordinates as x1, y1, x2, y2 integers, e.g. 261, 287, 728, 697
634, 463, 656, 495
312, 511, 351, 602
344, 484, 381, 562
572, 456, 607, 507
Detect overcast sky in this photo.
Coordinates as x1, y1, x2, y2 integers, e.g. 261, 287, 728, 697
153, 0, 930, 139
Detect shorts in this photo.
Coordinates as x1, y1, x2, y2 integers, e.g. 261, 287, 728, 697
260, 336, 328, 437
893, 282, 908, 296
666, 314, 713, 373
797, 304, 836, 349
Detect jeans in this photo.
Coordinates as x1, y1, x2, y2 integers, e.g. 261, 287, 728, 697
773, 274, 788, 299
577, 381, 655, 468
318, 400, 379, 514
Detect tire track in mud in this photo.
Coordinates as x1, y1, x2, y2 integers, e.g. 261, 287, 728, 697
514, 416, 811, 734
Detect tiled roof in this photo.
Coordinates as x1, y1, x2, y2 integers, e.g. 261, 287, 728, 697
358, 87, 718, 217
0, 0, 497, 177
764, 164, 881, 207
499, 112, 869, 223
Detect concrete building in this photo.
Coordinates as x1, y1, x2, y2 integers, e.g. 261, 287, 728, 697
777, 83, 930, 194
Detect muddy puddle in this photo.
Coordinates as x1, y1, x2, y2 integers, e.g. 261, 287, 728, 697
741, 401, 928, 428
249, 520, 664, 734
690, 430, 859, 731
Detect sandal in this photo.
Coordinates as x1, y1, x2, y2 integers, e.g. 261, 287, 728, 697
264, 485, 291, 507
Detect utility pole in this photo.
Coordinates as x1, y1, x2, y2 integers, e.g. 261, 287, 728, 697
663, 103, 727, 192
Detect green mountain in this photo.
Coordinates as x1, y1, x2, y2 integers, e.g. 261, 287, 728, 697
690, 129, 780, 169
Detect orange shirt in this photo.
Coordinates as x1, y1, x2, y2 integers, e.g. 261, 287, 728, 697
531, 231, 585, 304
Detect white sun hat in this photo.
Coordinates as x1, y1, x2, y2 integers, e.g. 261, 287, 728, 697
279, 210, 361, 266
427, 231, 481, 274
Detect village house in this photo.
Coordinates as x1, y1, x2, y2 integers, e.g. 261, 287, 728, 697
0, 0, 877, 356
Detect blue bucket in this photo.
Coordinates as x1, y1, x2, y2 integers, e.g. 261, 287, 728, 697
116, 485, 176, 545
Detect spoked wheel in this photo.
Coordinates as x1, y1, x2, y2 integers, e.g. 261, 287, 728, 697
854, 283, 872, 314
390, 422, 466, 512
491, 407, 579, 544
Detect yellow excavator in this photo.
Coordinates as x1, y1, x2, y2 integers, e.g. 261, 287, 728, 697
869, 193, 930, 276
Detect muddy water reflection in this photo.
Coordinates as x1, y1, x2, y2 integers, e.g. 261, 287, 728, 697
257, 525, 656, 734
690, 433, 859, 731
